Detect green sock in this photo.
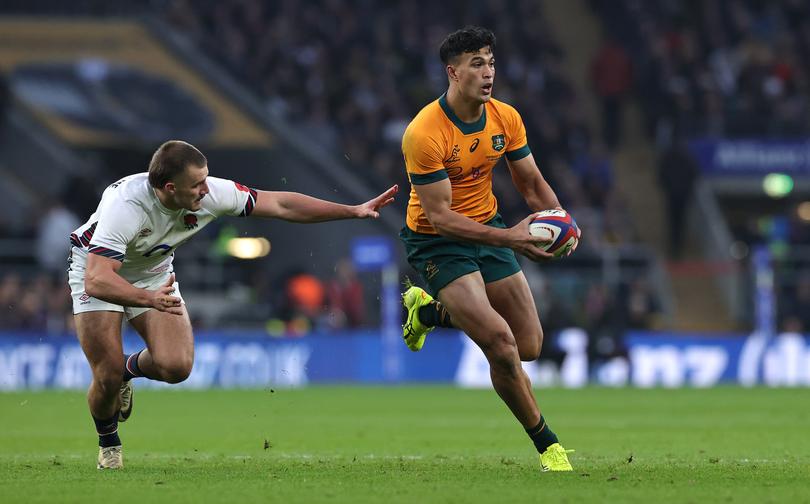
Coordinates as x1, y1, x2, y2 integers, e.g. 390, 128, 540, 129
526, 415, 559, 453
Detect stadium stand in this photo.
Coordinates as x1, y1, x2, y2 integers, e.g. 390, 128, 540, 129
0, 1, 666, 342
590, 0, 810, 142
591, 0, 810, 331
165, 0, 640, 248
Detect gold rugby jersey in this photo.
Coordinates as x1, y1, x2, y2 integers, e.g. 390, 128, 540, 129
402, 93, 531, 234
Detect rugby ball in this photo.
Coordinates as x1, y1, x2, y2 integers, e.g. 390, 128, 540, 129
528, 209, 580, 258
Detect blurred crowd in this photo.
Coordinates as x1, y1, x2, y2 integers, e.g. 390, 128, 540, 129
163, 0, 658, 342
591, 0, 810, 145
165, 0, 638, 250
0, 264, 660, 362
778, 270, 810, 334
0, 0, 664, 337
0, 272, 73, 333
591, 0, 810, 312
4, 1, 810, 337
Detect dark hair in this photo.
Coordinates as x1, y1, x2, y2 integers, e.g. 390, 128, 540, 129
439, 26, 496, 65
147, 140, 207, 189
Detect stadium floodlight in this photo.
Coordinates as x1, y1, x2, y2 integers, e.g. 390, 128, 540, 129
226, 237, 271, 259
762, 173, 793, 198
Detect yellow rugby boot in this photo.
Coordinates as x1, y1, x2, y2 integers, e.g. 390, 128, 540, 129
539, 443, 574, 472
401, 281, 435, 352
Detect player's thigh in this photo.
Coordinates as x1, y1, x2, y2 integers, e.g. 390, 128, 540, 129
437, 272, 515, 354
74, 310, 125, 375
485, 271, 544, 361
128, 305, 194, 364
400, 226, 480, 297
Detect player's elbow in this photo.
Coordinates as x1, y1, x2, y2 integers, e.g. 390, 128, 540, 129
84, 268, 112, 299
426, 210, 452, 235
431, 220, 449, 236
84, 273, 102, 298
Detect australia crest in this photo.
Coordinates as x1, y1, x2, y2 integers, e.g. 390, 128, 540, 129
491, 134, 505, 152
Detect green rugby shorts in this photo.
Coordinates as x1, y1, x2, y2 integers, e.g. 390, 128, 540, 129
399, 213, 521, 296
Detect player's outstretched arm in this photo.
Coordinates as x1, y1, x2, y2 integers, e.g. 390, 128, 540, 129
506, 153, 561, 211
250, 185, 398, 222
415, 179, 553, 261
85, 254, 183, 315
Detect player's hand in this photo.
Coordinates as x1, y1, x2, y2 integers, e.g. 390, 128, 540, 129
507, 213, 555, 262
149, 273, 183, 315
354, 184, 398, 219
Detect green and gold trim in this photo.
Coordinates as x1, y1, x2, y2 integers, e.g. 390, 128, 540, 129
409, 170, 449, 185
438, 93, 487, 135
506, 144, 531, 161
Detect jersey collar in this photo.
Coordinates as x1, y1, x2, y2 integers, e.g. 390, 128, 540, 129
149, 185, 182, 215
438, 92, 487, 135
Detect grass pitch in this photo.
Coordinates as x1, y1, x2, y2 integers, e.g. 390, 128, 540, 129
1, 386, 808, 503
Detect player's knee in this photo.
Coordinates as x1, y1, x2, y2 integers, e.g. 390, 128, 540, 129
518, 327, 544, 361
482, 329, 520, 372
518, 343, 541, 362
161, 357, 193, 384
93, 367, 123, 397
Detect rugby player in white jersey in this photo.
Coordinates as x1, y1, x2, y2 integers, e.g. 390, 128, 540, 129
68, 140, 398, 469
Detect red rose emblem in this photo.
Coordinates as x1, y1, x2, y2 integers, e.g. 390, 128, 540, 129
183, 214, 198, 229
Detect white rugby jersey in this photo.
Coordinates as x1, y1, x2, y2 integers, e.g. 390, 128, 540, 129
69, 173, 257, 282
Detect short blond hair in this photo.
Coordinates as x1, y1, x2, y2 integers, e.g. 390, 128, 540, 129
147, 140, 207, 189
